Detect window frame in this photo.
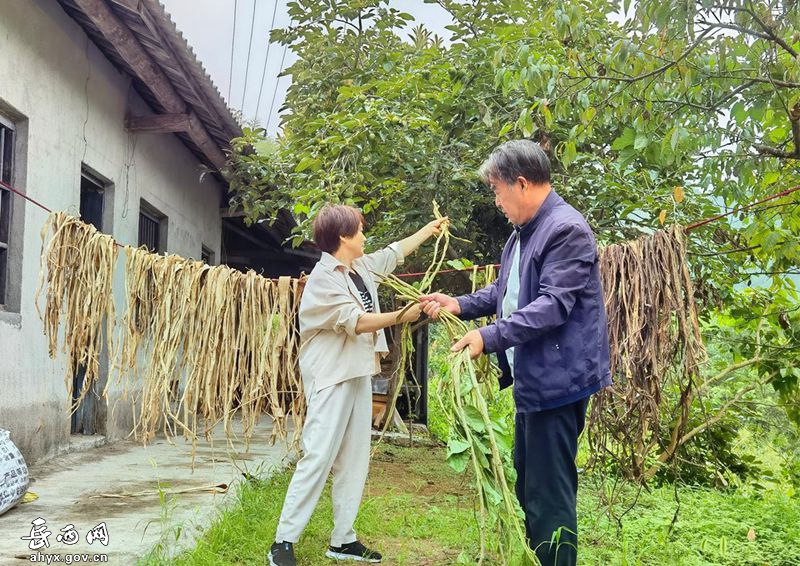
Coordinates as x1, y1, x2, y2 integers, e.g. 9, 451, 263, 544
201, 245, 214, 265
0, 119, 15, 307
138, 199, 168, 254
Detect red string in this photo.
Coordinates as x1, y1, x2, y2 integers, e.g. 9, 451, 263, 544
396, 184, 800, 279
0, 179, 52, 213
395, 264, 501, 279
684, 184, 800, 231
1, 180, 121, 248
3, 178, 799, 277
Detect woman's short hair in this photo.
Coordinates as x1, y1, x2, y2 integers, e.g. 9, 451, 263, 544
312, 204, 365, 254
478, 139, 551, 185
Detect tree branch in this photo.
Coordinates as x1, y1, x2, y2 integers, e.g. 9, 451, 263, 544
710, 80, 757, 111
681, 371, 777, 447
698, 20, 772, 42
689, 244, 761, 257
332, 18, 361, 33
745, 270, 800, 276
572, 27, 714, 84
699, 356, 762, 392
644, 370, 777, 481
647, 97, 723, 114
744, 0, 798, 58
713, 74, 800, 88
754, 143, 800, 158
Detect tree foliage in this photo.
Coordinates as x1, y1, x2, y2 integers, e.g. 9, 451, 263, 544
227, 0, 512, 263
225, 0, 800, 479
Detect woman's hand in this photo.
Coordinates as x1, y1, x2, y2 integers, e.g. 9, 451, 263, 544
425, 217, 449, 238
396, 217, 450, 258
398, 303, 423, 324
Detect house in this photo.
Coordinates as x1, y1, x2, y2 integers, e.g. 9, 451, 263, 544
0, 0, 315, 465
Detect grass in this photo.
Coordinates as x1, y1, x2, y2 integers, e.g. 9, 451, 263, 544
138, 441, 800, 566
138, 442, 479, 565
578, 478, 800, 565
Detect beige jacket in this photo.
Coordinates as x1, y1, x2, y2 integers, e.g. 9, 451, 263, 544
298, 243, 404, 392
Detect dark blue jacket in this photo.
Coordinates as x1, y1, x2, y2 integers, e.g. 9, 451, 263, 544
457, 190, 611, 413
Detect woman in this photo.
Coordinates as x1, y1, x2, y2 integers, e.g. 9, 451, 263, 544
269, 204, 447, 566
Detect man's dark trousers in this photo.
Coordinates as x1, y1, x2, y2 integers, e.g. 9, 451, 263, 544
514, 397, 589, 566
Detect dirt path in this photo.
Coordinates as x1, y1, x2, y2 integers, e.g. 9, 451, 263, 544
0, 419, 293, 566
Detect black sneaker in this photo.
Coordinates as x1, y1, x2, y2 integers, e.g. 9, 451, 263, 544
269, 541, 296, 566
326, 540, 382, 563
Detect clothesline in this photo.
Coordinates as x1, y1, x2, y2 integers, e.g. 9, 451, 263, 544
395, 183, 800, 279
3, 179, 799, 279
684, 184, 800, 231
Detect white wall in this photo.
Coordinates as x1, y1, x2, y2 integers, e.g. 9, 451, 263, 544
0, 0, 225, 464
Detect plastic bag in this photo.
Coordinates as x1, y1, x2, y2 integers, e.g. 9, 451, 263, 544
0, 428, 29, 516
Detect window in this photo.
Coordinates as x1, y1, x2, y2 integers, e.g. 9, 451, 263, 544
0, 106, 26, 315
0, 119, 15, 306
80, 169, 106, 231
73, 168, 113, 434
201, 245, 214, 265
138, 199, 168, 253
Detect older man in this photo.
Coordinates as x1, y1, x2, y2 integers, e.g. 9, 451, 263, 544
421, 139, 611, 566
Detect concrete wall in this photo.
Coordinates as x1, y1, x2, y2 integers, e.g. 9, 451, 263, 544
0, 0, 225, 464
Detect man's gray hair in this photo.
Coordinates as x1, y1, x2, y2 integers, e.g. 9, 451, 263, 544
478, 140, 551, 185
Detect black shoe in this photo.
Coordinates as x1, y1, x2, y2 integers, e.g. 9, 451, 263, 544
269, 541, 296, 566
326, 540, 382, 562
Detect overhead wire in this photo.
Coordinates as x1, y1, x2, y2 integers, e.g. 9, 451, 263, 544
227, 0, 238, 103
265, 37, 290, 132
254, 0, 280, 119
239, 0, 258, 112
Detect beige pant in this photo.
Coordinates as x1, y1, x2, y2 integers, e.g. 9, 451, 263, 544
275, 375, 372, 546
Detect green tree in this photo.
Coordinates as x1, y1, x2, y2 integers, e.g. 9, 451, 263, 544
490, 0, 800, 477
225, 0, 800, 481
227, 0, 515, 266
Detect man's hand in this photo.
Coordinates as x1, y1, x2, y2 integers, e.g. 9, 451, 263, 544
451, 329, 484, 359
419, 293, 461, 319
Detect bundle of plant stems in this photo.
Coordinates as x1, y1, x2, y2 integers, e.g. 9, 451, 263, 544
588, 225, 704, 479
35, 211, 118, 413
376, 204, 538, 565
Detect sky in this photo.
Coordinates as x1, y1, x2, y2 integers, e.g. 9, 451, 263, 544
159, 0, 454, 135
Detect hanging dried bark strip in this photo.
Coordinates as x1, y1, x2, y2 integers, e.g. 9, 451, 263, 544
116, 246, 305, 455
588, 226, 704, 479
35, 212, 118, 412
36, 212, 305, 456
